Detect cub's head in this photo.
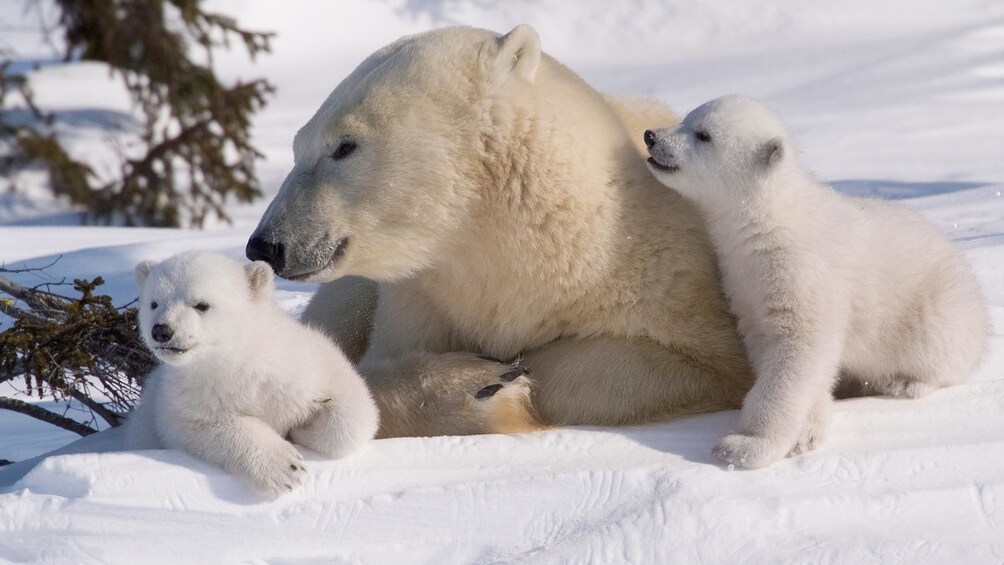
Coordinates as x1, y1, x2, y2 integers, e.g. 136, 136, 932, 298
247, 24, 543, 282
135, 251, 274, 366
644, 95, 791, 205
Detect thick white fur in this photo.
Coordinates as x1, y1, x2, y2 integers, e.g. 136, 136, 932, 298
646, 95, 989, 468
251, 25, 757, 437
125, 251, 379, 497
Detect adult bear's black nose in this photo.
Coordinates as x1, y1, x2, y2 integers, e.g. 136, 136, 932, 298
246, 236, 286, 275
643, 129, 657, 149
151, 324, 174, 343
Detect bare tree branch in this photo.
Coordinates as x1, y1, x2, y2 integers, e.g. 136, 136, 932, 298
67, 381, 125, 428
0, 255, 63, 273
0, 396, 96, 436
0, 273, 72, 312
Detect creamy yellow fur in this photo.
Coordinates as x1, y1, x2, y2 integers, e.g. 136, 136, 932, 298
255, 26, 755, 437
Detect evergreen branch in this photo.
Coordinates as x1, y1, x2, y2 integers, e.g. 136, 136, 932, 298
0, 260, 155, 432
2, 0, 274, 227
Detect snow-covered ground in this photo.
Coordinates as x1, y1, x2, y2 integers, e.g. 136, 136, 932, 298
2, 0, 1003, 562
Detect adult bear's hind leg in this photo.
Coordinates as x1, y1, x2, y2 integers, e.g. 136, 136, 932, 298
362, 352, 544, 438
521, 335, 753, 427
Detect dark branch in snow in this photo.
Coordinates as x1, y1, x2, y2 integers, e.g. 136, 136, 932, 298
0, 396, 96, 437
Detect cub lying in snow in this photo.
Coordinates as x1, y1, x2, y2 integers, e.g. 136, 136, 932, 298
125, 250, 379, 497
644, 95, 989, 469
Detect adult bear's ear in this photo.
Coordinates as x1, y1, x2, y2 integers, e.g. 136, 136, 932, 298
135, 260, 156, 289
490, 24, 541, 88
245, 261, 275, 301
761, 137, 784, 169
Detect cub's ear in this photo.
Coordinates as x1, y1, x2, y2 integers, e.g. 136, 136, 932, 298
245, 261, 275, 300
135, 260, 156, 289
761, 137, 784, 169
490, 24, 541, 88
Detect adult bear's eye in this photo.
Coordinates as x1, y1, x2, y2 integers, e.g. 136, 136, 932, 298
194, 302, 210, 312
150, 301, 158, 310
330, 141, 357, 160
695, 130, 712, 143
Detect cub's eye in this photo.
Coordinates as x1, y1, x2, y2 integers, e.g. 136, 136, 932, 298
330, 141, 357, 160
695, 130, 712, 143
194, 302, 210, 312
150, 301, 158, 310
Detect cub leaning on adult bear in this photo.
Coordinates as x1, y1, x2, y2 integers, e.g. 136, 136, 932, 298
644, 96, 988, 468
248, 24, 756, 437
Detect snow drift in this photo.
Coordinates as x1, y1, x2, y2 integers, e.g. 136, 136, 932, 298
2, 0, 1003, 562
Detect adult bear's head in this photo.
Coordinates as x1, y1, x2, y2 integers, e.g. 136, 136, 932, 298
247, 25, 545, 282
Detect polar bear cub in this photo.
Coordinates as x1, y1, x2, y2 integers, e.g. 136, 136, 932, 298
125, 250, 379, 497
644, 95, 989, 469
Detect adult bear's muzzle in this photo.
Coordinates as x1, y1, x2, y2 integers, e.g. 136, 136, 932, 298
246, 236, 287, 275
246, 229, 351, 282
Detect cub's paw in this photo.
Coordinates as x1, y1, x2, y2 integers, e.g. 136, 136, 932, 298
789, 424, 823, 456
713, 433, 788, 469
883, 379, 938, 399
246, 441, 306, 498
790, 398, 830, 456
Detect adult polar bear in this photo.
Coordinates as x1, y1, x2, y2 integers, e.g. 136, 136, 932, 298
247, 24, 755, 437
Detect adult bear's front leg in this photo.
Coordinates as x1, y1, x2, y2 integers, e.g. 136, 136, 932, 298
300, 276, 379, 364
361, 352, 543, 438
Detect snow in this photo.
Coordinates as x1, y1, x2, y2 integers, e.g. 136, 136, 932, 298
3, 383, 1004, 563
2, 0, 1004, 562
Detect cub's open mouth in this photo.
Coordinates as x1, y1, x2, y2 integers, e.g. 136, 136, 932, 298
646, 157, 679, 173
286, 236, 350, 281
156, 346, 191, 354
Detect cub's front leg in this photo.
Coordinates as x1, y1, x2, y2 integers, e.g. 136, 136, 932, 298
123, 373, 165, 450
163, 414, 306, 498
123, 398, 163, 450
714, 322, 844, 469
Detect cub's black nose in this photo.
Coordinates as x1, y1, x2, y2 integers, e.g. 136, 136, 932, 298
246, 236, 286, 275
643, 129, 657, 149
151, 324, 174, 343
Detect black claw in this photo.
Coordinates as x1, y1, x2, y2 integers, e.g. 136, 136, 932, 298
290, 464, 298, 471
475, 383, 504, 400
477, 354, 505, 364
499, 366, 531, 382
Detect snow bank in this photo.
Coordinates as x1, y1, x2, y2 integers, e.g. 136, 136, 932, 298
3, 379, 1004, 563
2, 0, 1003, 562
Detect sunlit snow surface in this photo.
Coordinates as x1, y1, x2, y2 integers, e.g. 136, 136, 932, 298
1, 0, 1003, 562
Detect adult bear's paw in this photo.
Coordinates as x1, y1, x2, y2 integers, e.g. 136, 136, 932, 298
370, 352, 546, 437
473, 360, 531, 399
469, 361, 541, 434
